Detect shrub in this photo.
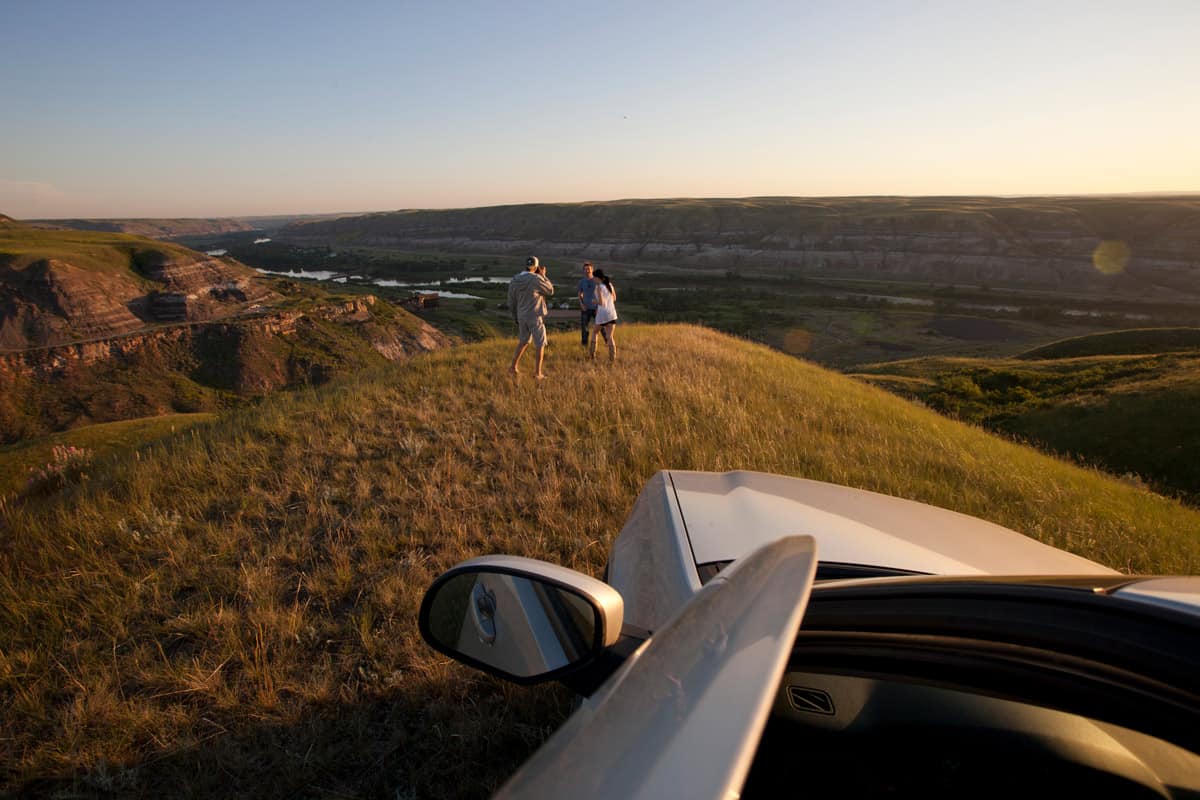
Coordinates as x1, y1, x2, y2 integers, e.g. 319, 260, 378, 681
938, 374, 984, 399
22, 444, 92, 498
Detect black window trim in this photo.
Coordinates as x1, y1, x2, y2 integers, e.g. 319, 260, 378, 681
787, 630, 1200, 755
695, 559, 928, 585
803, 578, 1200, 670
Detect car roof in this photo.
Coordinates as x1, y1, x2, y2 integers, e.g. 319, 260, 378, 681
667, 470, 1117, 576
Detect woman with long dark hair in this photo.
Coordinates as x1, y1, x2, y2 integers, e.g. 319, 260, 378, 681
590, 269, 618, 362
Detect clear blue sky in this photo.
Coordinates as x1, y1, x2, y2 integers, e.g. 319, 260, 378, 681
2, 0, 1197, 218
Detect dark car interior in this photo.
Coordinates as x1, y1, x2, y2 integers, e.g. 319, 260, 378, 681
743, 669, 1200, 798
739, 578, 1200, 798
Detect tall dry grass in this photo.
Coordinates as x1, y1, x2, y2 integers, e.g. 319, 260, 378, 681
3, 324, 1199, 798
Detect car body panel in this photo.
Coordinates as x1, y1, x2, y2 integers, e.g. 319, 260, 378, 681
1113, 576, 1200, 617
605, 471, 703, 632
668, 470, 1117, 576
495, 536, 819, 800
605, 470, 1116, 633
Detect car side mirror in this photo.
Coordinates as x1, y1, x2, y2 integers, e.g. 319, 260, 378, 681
418, 555, 624, 684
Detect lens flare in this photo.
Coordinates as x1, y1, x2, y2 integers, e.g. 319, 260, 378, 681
1092, 240, 1131, 275
783, 328, 812, 354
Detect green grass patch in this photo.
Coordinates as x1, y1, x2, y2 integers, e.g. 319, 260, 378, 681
1002, 385, 1200, 498
857, 347, 1200, 501
0, 225, 201, 276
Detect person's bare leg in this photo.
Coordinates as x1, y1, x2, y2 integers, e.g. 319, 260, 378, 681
588, 334, 598, 360
534, 345, 546, 379
510, 342, 529, 374
600, 326, 619, 362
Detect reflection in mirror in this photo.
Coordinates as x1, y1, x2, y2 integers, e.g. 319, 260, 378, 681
426, 572, 598, 679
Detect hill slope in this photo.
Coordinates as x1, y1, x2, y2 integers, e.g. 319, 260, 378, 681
3, 325, 1199, 797
25, 214, 347, 239
279, 195, 1200, 298
853, 342, 1200, 500
0, 413, 216, 497
1018, 327, 1200, 359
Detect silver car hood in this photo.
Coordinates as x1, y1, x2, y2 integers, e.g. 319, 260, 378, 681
669, 470, 1115, 576
606, 470, 1116, 635
667, 470, 1113, 575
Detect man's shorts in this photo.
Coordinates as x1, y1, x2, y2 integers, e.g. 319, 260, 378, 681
518, 316, 548, 348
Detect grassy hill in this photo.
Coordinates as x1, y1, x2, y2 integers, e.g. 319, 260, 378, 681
1019, 327, 1200, 359
853, 339, 1200, 501
0, 221, 211, 276
3, 325, 1199, 798
25, 214, 347, 240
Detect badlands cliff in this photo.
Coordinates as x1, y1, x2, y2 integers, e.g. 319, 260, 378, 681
0, 219, 450, 441
280, 196, 1200, 298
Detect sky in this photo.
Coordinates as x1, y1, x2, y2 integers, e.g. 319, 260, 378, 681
2, 0, 1198, 218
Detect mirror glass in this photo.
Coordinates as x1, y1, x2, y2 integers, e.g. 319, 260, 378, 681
425, 571, 599, 679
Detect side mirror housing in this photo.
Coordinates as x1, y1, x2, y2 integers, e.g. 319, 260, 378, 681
419, 555, 624, 684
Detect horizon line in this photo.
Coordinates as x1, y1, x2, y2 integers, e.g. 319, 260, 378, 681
15, 190, 1200, 222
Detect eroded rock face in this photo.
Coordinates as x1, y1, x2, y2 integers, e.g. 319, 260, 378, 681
138, 253, 277, 323
1, 259, 145, 346
362, 317, 450, 361
0, 226, 452, 442
316, 296, 375, 323
142, 254, 259, 294
0, 296, 451, 441
0, 297, 442, 379
0, 252, 280, 350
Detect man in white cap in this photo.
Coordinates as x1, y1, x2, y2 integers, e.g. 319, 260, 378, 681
507, 256, 555, 378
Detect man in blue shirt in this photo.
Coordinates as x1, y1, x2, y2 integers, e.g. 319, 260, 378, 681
577, 262, 598, 347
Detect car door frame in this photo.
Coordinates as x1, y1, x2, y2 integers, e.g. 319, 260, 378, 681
495, 535, 820, 800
